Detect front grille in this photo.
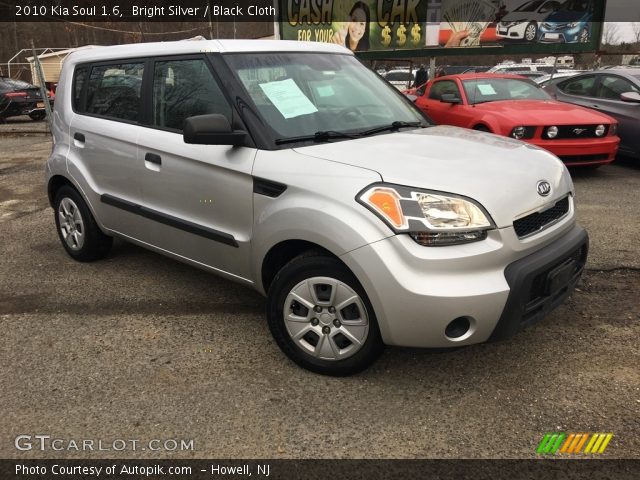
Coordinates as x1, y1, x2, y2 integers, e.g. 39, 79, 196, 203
513, 197, 570, 238
544, 125, 608, 139
542, 22, 568, 31
558, 154, 610, 164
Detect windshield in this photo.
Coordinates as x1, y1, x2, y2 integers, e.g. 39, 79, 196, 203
515, 0, 545, 12
0, 78, 36, 92
462, 77, 551, 104
223, 53, 427, 142
561, 0, 590, 11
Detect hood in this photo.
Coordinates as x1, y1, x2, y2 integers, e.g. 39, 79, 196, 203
293, 126, 572, 229
473, 100, 615, 125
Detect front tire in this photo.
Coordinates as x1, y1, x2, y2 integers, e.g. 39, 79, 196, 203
525, 22, 538, 42
266, 253, 384, 376
53, 185, 113, 262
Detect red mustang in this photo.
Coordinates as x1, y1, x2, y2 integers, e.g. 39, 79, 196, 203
411, 74, 619, 167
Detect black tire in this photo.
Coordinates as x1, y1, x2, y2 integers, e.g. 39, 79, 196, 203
474, 125, 491, 133
266, 253, 384, 376
53, 185, 113, 262
524, 22, 538, 42
29, 111, 46, 121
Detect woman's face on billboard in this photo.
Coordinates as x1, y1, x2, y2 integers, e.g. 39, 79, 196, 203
348, 8, 367, 42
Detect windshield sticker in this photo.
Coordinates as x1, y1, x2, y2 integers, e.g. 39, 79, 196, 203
477, 84, 497, 95
259, 78, 318, 119
316, 85, 334, 97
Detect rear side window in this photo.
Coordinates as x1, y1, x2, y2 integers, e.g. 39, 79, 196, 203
558, 75, 595, 97
73, 67, 87, 111
85, 62, 144, 122
152, 59, 231, 131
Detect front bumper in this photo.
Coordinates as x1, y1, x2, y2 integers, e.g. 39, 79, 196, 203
341, 221, 587, 348
496, 22, 527, 39
528, 136, 619, 166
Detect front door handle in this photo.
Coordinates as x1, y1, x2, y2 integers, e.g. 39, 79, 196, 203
145, 153, 162, 165
73, 132, 85, 143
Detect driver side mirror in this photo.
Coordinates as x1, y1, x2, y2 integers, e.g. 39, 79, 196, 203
183, 114, 247, 145
441, 93, 462, 105
620, 91, 640, 103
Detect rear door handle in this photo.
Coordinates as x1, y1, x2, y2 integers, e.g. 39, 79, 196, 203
73, 132, 85, 143
145, 153, 162, 165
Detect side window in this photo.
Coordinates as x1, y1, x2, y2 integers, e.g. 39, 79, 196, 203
595, 75, 639, 100
428, 80, 460, 101
152, 59, 231, 131
85, 62, 144, 122
558, 75, 595, 97
73, 67, 87, 111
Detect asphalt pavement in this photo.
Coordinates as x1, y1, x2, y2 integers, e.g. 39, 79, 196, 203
1, 126, 638, 459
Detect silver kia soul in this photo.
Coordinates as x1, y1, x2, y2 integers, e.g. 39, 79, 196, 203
47, 40, 588, 375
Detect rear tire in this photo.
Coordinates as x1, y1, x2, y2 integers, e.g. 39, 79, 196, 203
266, 253, 384, 376
53, 185, 112, 262
29, 111, 46, 121
474, 125, 491, 133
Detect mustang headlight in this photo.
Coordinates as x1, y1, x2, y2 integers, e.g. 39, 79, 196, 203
357, 184, 494, 246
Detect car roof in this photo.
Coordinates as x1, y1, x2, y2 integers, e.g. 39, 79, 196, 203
432, 73, 530, 81
66, 39, 352, 66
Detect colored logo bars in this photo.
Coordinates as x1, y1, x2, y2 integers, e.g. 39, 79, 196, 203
537, 433, 613, 455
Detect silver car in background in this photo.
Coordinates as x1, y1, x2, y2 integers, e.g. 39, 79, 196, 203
544, 68, 640, 159
46, 40, 588, 375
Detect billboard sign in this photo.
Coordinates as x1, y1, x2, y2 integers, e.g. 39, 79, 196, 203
278, 0, 602, 54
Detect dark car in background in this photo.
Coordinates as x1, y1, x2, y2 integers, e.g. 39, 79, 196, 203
0, 77, 51, 122
544, 69, 640, 159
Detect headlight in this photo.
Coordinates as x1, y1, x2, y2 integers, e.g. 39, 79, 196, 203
569, 22, 579, 28
595, 124, 606, 137
357, 184, 494, 246
510, 126, 535, 140
546, 126, 559, 139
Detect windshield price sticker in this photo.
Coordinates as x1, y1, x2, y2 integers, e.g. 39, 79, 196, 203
259, 79, 319, 119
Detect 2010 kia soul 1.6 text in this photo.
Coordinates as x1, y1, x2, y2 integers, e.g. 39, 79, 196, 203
46, 40, 588, 375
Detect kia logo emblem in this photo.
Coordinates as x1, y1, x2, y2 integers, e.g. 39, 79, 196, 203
537, 181, 551, 197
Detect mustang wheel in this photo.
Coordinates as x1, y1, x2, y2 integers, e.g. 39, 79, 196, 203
267, 253, 384, 376
53, 185, 112, 262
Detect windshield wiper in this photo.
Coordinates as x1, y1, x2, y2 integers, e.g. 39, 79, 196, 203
275, 130, 361, 145
358, 121, 426, 137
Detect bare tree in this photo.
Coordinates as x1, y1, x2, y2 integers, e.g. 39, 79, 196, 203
632, 22, 640, 45
602, 23, 620, 45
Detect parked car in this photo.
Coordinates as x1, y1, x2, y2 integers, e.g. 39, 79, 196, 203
47, 40, 588, 375
538, 0, 594, 43
544, 69, 640, 159
411, 73, 619, 167
535, 70, 585, 87
381, 69, 415, 90
496, 0, 563, 42
488, 63, 555, 74
0, 76, 52, 122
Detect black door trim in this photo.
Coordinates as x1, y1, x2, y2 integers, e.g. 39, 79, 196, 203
101, 194, 238, 247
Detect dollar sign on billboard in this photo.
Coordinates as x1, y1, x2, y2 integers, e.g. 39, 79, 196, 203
411, 24, 421, 45
396, 25, 407, 47
381, 26, 391, 47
